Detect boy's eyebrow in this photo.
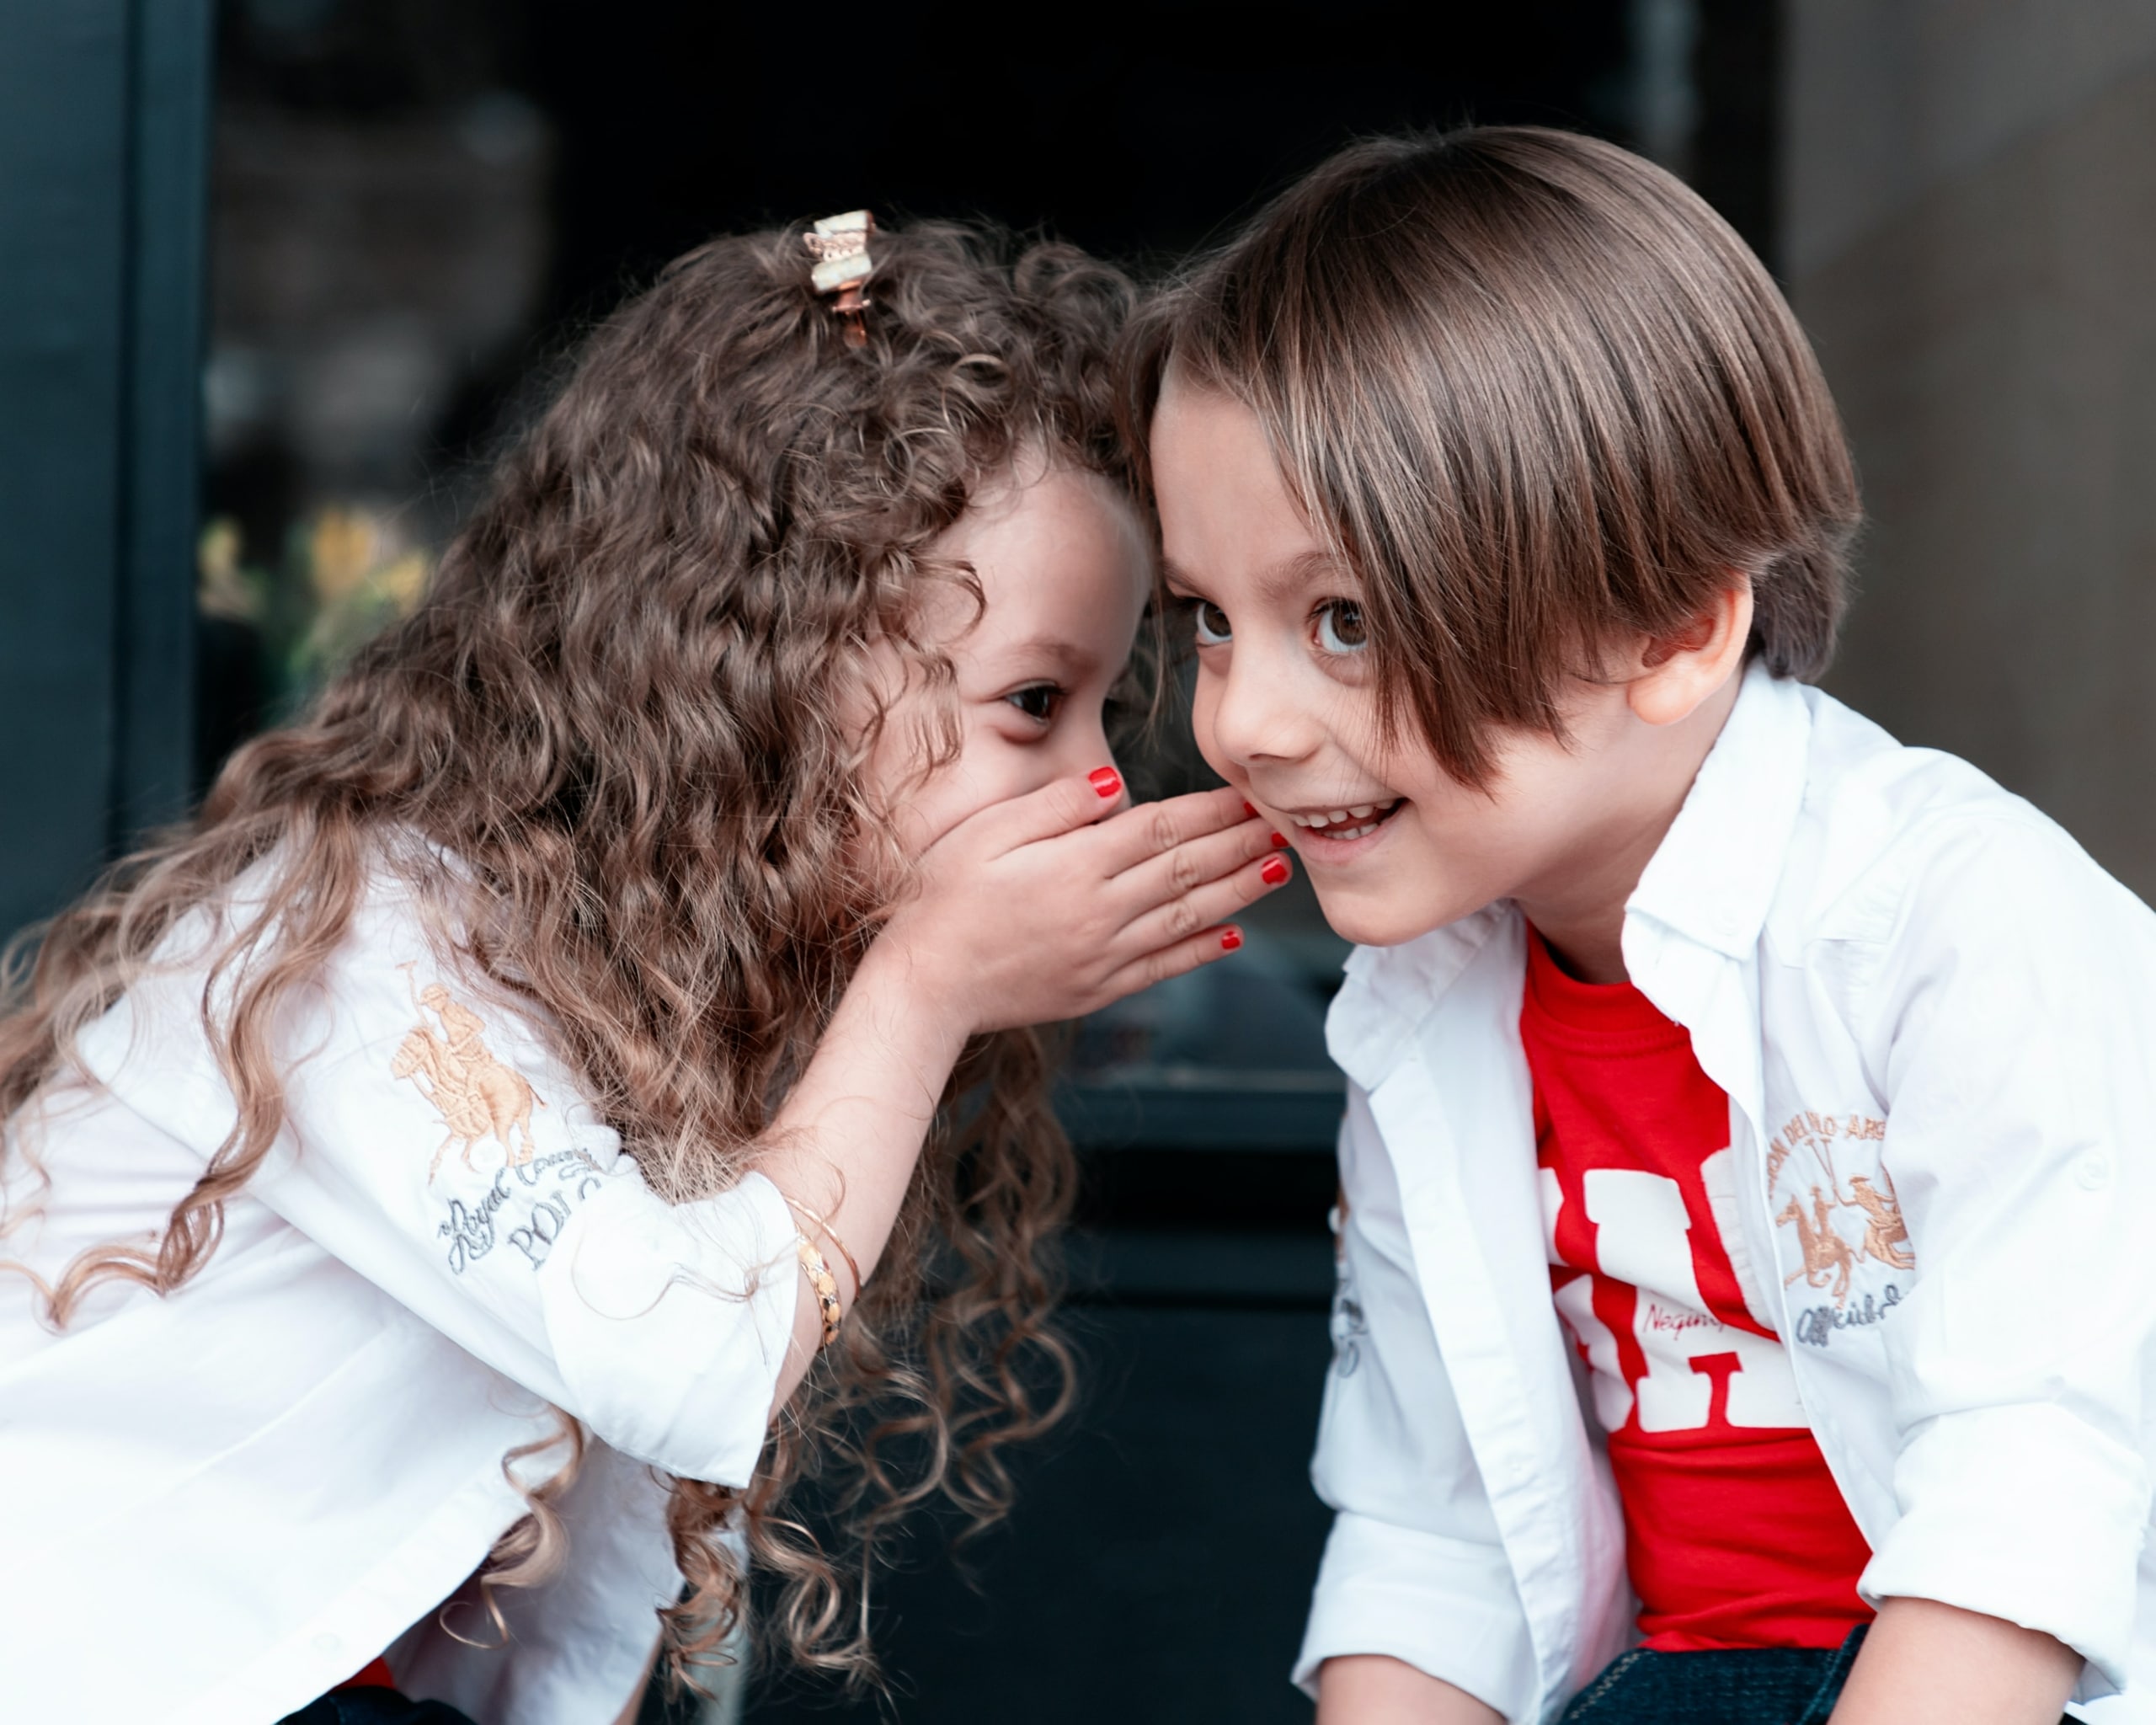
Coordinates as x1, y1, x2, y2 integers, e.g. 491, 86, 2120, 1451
1263, 549, 1353, 601
1161, 551, 1351, 599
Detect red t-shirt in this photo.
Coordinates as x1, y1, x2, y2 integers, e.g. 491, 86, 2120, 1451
1521, 929, 1873, 1652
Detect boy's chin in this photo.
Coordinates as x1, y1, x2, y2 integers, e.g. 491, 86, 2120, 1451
1310, 879, 1476, 950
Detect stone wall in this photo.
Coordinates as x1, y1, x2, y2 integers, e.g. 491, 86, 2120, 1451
1785, 0, 2156, 900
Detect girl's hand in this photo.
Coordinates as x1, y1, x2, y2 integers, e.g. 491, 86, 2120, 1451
878, 772, 1291, 1039
763, 772, 1286, 1397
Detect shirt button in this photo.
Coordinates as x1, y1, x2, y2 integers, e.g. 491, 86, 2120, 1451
2075, 1151, 2111, 1190
312, 1631, 343, 1657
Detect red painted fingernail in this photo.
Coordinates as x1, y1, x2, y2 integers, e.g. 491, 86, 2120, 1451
1261, 856, 1290, 885
1241, 800, 1257, 818
1089, 767, 1122, 799
1270, 831, 1289, 849
1220, 927, 1243, 951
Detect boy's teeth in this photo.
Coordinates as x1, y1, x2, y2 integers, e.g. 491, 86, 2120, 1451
1284, 798, 1398, 833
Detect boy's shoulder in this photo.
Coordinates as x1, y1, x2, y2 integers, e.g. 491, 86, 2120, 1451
1330, 675, 2153, 1063
1777, 682, 2150, 957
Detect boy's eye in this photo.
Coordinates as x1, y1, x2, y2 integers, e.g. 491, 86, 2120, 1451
1004, 683, 1062, 723
1315, 599, 1369, 655
1191, 600, 1232, 646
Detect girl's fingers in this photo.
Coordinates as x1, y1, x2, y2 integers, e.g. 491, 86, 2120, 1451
1094, 916, 1251, 1001
1112, 850, 1292, 959
945, 766, 1129, 857
1086, 784, 1262, 877
1110, 808, 1286, 913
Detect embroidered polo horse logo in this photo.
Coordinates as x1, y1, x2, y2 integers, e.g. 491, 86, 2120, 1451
1777, 1186, 1858, 1307
391, 964, 543, 1183
1845, 1173, 1915, 1271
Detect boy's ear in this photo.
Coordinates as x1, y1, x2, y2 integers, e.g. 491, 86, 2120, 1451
1626, 576, 1755, 728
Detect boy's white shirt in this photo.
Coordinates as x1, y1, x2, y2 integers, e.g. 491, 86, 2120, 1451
1297, 663, 2156, 1723
0, 866, 799, 1725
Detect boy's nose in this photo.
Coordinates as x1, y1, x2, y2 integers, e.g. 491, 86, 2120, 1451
1204, 649, 1316, 771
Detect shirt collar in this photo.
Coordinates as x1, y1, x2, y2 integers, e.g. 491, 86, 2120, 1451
1327, 904, 1508, 1092
1625, 660, 1813, 961
1327, 664, 1814, 1085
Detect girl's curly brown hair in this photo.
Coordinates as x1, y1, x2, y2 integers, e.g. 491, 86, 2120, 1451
0, 219, 1137, 1688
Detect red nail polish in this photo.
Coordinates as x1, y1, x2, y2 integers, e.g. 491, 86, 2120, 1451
1261, 856, 1290, 885
1241, 800, 1257, 818
1089, 767, 1122, 799
1270, 831, 1289, 849
1220, 927, 1243, 951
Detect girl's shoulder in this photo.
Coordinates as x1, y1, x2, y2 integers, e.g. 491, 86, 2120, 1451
76, 836, 608, 1162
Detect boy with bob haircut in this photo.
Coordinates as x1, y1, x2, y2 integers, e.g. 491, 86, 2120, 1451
1126, 129, 2156, 1723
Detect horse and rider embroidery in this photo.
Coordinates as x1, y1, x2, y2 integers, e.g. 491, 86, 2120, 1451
390, 964, 544, 1183
1771, 1111, 1912, 1311
1778, 1188, 1860, 1306
1844, 1174, 1914, 1271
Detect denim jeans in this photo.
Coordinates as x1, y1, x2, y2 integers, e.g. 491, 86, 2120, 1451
1558, 1627, 2077, 1724
1557, 1627, 1872, 1725
276, 1692, 477, 1725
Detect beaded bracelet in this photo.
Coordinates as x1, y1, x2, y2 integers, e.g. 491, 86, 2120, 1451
796, 1236, 844, 1352
786, 1199, 863, 1301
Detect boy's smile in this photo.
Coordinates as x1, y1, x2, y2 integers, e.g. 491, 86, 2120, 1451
1279, 799, 1401, 842
1150, 372, 1751, 975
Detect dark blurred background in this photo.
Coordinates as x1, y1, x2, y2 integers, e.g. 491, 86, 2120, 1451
4, 3, 2153, 1721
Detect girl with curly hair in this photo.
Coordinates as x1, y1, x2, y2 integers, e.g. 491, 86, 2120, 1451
0, 216, 1290, 1724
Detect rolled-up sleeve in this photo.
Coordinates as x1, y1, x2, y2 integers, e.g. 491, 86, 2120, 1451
1298, 1512, 1531, 1710
527, 1169, 800, 1486
1293, 1088, 1538, 1718
1855, 815, 2156, 1694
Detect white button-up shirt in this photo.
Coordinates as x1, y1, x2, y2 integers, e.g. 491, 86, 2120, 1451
0, 870, 799, 1725
1295, 665, 2156, 1722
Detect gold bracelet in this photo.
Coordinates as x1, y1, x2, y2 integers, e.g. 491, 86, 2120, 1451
797, 1236, 844, 1351
785, 1200, 864, 1304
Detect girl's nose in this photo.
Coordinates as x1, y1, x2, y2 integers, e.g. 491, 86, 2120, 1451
1054, 711, 1117, 783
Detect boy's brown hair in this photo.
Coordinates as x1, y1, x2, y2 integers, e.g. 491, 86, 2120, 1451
1121, 126, 1862, 784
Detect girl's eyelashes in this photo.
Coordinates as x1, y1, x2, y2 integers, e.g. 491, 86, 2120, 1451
1189, 598, 1232, 646
1314, 598, 1369, 655
1002, 682, 1064, 724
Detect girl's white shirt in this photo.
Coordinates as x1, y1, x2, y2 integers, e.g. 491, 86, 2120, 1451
0, 864, 799, 1725
1297, 665, 2156, 1723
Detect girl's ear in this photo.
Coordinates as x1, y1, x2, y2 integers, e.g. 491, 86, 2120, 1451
1625, 575, 1755, 728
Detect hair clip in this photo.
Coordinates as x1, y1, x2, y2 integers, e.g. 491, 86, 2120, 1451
804, 210, 877, 348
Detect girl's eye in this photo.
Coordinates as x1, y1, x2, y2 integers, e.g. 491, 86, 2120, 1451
1004, 683, 1062, 724
1315, 599, 1369, 655
1191, 600, 1232, 646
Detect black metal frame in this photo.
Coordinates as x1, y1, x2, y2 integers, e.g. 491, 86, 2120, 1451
0, 1, 213, 941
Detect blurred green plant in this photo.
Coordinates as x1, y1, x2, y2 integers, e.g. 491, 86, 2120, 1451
198, 507, 431, 721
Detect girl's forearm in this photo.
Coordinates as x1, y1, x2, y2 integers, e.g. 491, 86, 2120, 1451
1829, 1597, 2080, 1725
755, 939, 972, 1407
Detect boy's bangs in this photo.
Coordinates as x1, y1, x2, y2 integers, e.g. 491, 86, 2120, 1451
1122, 126, 1861, 787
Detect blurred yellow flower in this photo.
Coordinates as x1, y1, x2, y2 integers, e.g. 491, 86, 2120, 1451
376, 550, 430, 614
196, 503, 437, 716
307, 508, 381, 606
196, 517, 262, 622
